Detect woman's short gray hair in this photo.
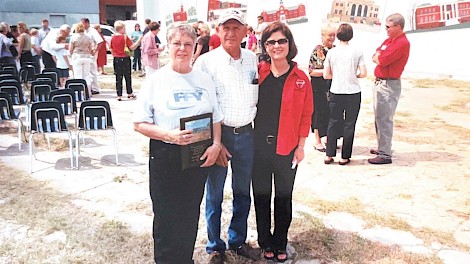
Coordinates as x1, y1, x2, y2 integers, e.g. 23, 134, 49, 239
166, 22, 197, 44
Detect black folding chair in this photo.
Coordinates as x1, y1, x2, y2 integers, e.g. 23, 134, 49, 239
0, 74, 20, 83
0, 92, 25, 151
50, 89, 78, 128
65, 79, 90, 102
42, 68, 61, 88
29, 101, 75, 173
1, 64, 18, 76
76, 100, 118, 168
30, 80, 56, 102
0, 79, 29, 130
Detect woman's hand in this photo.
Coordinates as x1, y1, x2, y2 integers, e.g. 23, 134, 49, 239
166, 129, 193, 145
292, 146, 305, 168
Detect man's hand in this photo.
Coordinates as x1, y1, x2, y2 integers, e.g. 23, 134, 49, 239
215, 143, 231, 167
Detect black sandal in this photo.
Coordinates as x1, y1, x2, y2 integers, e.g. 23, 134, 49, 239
276, 249, 288, 263
262, 247, 275, 260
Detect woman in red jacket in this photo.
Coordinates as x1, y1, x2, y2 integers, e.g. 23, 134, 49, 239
253, 21, 313, 262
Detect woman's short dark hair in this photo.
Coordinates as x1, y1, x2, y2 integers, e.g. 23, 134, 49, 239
336, 23, 353, 41
260, 21, 298, 62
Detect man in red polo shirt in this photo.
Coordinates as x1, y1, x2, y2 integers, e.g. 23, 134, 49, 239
369, 13, 410, 165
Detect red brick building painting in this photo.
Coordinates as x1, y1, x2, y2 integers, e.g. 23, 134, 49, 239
207, 0, 246, 23
260, 0, 307, 25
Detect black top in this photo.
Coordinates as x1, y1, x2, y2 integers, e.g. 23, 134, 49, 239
198, 35, 210, 55
254, 64, 293, 137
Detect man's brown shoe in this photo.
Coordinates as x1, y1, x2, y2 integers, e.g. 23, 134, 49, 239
232, 243, 261, 261
368, 156, 392, 164
208, 251, 225, 264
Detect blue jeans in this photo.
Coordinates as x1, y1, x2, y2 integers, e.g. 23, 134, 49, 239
205, 125, 254, 253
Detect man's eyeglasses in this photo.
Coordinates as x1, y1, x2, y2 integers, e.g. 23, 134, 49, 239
385, 24, 396, 29
265, 38, 289, 46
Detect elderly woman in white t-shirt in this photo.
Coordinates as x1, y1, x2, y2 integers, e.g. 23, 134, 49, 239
133, 22, 223, 264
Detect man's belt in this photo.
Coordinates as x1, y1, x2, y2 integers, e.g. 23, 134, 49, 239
376, 77, 399, 81
222, 124, 252, 135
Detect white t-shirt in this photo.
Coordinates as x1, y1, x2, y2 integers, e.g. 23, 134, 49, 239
54, 48, 69, 69
132, 65, 223, 131
324, 44, 365, 94
31, 36, 40, 56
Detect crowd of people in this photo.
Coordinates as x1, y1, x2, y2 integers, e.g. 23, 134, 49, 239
0, 18, 106, 96
1, 9, 410, 264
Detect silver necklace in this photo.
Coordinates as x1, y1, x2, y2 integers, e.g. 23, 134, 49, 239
271, 65, 290, 78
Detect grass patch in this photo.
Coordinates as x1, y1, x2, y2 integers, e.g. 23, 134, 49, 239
293, 191, 470, 253
289, 212, 443, 264
0, 161, 154, 263
411, 79, 470, 89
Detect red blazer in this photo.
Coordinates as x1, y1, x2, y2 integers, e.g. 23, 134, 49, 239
258, 61, 314, 155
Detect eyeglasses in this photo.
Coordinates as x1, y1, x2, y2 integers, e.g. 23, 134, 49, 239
170, 42, 193, 49
385, 24, 396, 29
265, 38, 289, 46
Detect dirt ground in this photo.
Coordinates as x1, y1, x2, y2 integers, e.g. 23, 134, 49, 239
0, 72, 469, 263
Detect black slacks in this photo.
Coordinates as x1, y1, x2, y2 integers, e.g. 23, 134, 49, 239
252, 134, 296, 251
326, 92, 361, 159
113, 57, 132, 96
149, 139, 208, 264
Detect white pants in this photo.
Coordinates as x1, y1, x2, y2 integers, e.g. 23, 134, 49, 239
72, 55, 93, 95
90, 52, 100, 92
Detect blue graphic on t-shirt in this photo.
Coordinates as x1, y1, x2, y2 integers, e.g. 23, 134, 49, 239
173, 89, 203, 102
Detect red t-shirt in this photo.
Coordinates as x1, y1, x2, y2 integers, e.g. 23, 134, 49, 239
374, 33, 410, 79
110, 34, 133, 58
209, 34, 220, 49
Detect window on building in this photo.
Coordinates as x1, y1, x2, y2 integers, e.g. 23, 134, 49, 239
339, 10, 342, 14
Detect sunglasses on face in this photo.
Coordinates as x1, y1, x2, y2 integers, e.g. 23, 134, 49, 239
385, 24, 396, 29
265, 38, 289, 46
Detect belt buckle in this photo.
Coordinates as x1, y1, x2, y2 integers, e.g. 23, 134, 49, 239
266, 135, 274, 144
233, 126, 240, 135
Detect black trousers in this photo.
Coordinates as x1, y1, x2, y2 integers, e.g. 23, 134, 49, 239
310, 77, 331, 136
113, 57, 132, 96
149, 140, 208, 264
252, 134, 296, 251
132, 47, 142, 71
42, 50, 56, 69
326, 92, 361, 159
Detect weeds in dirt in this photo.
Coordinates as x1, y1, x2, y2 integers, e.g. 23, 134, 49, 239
0, 161, 154, 264
411, 79, 470, 89
293, 191, 470, 257
289, 213, 443, 264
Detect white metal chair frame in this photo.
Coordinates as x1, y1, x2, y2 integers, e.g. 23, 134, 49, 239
29, 106, 75, 173
76, 105, 119, 168
0, 96, 24, 151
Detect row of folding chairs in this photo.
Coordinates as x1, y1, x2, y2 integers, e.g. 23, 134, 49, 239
0, 78, 90, 144
1, 63, 62, 88
1, 94, 118, 173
